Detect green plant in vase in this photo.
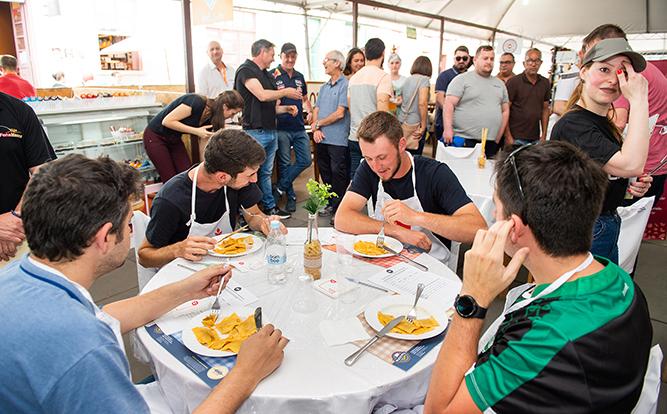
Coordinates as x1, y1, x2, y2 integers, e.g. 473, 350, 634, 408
302, 179, 337, 280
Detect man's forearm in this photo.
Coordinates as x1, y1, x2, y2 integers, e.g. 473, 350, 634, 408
443, 102, 455, 132
424, 316, 483, 413
335, 208, 384, 235
138, 244, 177, 269
541, 106, 549, 139
497, 110, 509, 142
103, 281, 190, 333
413, 211, 486, 244
193, 367, 258, 414
317, 109, 345, 127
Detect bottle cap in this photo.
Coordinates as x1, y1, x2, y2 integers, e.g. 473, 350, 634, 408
270, 220, 281, 229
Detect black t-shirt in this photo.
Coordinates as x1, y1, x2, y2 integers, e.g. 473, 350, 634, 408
147, 94, 208, 140
234, 59, 277, 130
0, 92, 55, 213
145, 167, 262, 247
550, 106, 626, 213
349, 155, 472, 248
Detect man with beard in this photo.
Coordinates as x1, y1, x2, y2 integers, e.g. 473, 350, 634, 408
435, 46, 470, 142
504, 48, 551, 146
444, 45, 509, 158
334, 111, 486, 263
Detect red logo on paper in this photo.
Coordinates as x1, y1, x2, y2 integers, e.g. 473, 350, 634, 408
191, 301, 199, 306
215, 228, 222, 235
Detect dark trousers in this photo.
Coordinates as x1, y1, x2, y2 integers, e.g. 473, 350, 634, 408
349, 140, 362, 180
143, 127, 192, 182
463, 138, 501, 159
317, 143, 350, 212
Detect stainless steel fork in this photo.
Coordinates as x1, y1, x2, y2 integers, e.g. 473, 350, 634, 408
375, 223, 385, 248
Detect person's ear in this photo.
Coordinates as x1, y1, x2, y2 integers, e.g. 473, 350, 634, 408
509, 213, 527, 244
398, 137, 407, 153
93, 222, 115, 254
216, 171, 231, 184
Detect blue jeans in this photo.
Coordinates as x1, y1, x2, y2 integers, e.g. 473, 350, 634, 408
245, 129, 278, 209
277, 130, 312, 200
349, 140, 362, 180
513, 138, 538, 146
591, 212, 621, 264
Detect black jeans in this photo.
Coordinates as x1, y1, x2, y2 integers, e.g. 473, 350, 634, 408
317, 143, 350, 212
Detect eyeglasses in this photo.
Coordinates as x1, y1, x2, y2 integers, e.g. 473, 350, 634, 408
323, 57, 338, 64
499, 60, 514, 65
525, 59, 542, 65
455, 56, 469, 62
503, 144, 532, 199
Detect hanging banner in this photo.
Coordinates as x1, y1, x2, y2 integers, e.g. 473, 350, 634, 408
192, 0, 233, 25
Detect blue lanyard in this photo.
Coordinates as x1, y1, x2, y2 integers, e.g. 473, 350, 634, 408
20, 264, 86, 307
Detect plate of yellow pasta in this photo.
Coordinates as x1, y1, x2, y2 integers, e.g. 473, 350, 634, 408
181, 307, 260, 357
364, 295, 448, 340
209, 233, 263, 258
352, 234, 403, 258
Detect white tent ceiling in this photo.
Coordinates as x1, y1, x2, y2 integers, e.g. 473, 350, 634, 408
285, 0, 666, 44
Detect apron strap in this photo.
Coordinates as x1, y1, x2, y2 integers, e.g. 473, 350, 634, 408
186, 164, 201, 227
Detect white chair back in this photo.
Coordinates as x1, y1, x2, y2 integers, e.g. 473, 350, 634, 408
435, 142, 481, 164
617, 196, 655, 273
470, 194, 495, 227
631, 345, 662, 414
131, 211, 157, 291
144, 182, 163, 215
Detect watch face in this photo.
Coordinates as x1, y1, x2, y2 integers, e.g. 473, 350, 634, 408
456, 295, 476, 317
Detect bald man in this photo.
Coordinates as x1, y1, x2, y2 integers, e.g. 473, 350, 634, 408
197, 41, 236, 98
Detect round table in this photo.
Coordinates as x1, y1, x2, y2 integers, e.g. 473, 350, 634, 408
137, 238, 461, 413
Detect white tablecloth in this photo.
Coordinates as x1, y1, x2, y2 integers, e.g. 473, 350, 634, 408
137, 242, 462, 414
435, 142, 495, 225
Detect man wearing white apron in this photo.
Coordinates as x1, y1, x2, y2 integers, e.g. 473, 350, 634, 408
336, 111, 486, 262
0, 155, 289, 413
424, 142, 656, 413
139, 129, 286, 269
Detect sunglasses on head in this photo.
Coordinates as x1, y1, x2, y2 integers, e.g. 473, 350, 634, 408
503, 144, 532, 199
455, 56, 469, 62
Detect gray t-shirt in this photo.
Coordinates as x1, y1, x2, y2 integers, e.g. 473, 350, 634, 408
347, 66, 393, 142
399, 74, 430, 125
447, 71, 508, 140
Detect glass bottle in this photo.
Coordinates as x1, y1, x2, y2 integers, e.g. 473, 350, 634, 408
303, 213, 322, 280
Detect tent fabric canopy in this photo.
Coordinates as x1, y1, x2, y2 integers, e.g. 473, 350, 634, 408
295, 0, 666, 42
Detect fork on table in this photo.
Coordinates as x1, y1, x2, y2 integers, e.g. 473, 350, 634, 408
406, 283, 425, 323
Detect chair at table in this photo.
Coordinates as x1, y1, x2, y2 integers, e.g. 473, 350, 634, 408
435, 142, 482, 164
617, 196, 655, 274
144, 182, 163, 215
131, 211, 157, 291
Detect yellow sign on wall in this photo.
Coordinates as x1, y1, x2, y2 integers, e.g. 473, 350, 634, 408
192, 0, 233, 25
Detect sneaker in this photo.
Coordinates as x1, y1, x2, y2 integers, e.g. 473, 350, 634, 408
264, 206, 291, 219
319, 206, 334, 217
329, 216, 335, 226
286, 197, 297, 212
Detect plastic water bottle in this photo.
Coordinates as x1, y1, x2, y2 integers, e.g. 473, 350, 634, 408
265, 220, 287, 284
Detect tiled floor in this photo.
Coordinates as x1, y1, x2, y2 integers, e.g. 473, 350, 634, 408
91, 158, 667, 411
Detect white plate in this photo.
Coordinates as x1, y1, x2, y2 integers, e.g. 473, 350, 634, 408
181, 307, 257, 357
208, 233, 263, 258
364, 295, 448, 341
352, 234, 403, 258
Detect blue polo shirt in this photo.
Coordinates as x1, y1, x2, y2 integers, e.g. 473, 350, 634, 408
315, 75, 350, 147
434, 67, 464, 129
272, 65, 308, 131
0, 256, 149, 413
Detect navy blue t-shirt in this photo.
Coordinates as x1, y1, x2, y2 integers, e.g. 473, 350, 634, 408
147, 94, 208, 140
272, 65, 307, 131
434, 67, 464, 129
349, 155, 472, 248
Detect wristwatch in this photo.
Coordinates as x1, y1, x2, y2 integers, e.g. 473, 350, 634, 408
454, 294, 487, 319
314, 121, 320, 130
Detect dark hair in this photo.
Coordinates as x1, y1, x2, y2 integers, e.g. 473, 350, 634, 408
251, 39, 275, 57
364, 38, 385, 61
357, 111, 402, 146
22, 155, 141, 262
344, 48, 365, 76
204, 129, 266, 177
475, 45, 494, 57
494, 141, 608, 256
0, 55, 18, 71
410, 56, 433, 77
582, 24, 627, 54
501, 52, 515, 61
454, 46, 469, 55
207, 90, 243, 131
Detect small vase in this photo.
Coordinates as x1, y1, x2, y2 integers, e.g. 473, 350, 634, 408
303, 213, 322, 280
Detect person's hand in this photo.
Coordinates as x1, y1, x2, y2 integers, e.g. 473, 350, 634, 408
234, 324, 289, 386
313, 130, 325, 143
442, 127, 454, 144
0, 240, 18, 262
395, 226, 432, 252
394, 96, 403, 106
0, 212, 25, 244
617, 62, 648, 106
258, 215, 287, 235
382, 200, 418, 227
174, 236, 217, 261
195, 125, 214, 139
461, 221, 529, 307
628, 174, 653, 197
177, 264, 232, 300
305, 112, 313, 124
282, 87, 302, 100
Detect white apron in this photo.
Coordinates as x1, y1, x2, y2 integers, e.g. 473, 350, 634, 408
186, 164, 233, 238
372, 153, 450, 262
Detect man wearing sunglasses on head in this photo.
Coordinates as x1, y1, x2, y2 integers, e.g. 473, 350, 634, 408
435, 46, 470, 143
